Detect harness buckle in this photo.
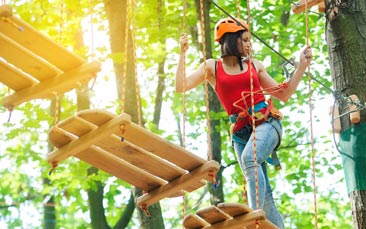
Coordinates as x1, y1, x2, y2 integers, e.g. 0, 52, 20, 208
269, 106, 283, 120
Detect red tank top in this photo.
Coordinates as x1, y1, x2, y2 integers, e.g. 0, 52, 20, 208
215, 60, 266, 132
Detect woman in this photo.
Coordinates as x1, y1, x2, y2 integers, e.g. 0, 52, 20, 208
175, 17, 312, 228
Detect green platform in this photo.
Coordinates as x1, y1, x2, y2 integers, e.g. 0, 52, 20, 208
340, 123, 366, 193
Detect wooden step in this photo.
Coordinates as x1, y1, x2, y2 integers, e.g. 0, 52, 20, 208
292, 0, 324, 14
0, 5, 100, 108
183, 203, 280, 229
48, 109, 220, 208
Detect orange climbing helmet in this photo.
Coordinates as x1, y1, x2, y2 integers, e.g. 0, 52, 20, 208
214, 17, 249, 42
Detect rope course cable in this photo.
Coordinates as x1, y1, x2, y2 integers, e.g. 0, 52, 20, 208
49, 0, 65, 175
89, 0, 94, 61
207, 1, 358, 228
208, 0, 334, 95
209, 0, 365, 160
121, 0, 130, 114
131, 0, 142, 126
244, 0, 261, 216
236, 0, 240, 18
53, 0, 65, 128
182, 0, 187, 224
304, 1, 319, 228
182, 0, 187, 157
235, 0, 248, 207
88, 0, 98, 89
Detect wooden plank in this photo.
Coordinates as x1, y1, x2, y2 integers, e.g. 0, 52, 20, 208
180, 180, 206, 193
196, 206, 231, 225
47, 112, 130, 163
0, 15, 84, 71
119, 117, 207, 171
94, 135, 186, 182
183, 214, 209, 229
246, 218, 280, 229
0, 32, 62, 81
0, 5, 12, 17
48, 114, 104, 148
76, 146, 166, 191
292, 0, 324, 14
48, 126, 76, 148
57, 116, 98, 136
217, 203, 252, 217
205, 210, 267, 229
136, 160, 220, 208
77, 109, 117, 126
2, 61, 101, 108
183, 203, 280, 229
318, 1, 325, 12
47, 109, 220, 206
0, 59, 37, 90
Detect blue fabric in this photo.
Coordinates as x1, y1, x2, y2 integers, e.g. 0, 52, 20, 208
248, 101, 268, 114
229, 101, 268, 123
232, 118, 284, 229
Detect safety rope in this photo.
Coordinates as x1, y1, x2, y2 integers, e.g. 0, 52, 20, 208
199, 0, 212, 161
304, 1, 319, 228
89, 0, 97, 89
208, 0, 333, 96
53, 92, 60, 126
232, 83, 288, 114
182, 0, 187, 225
49, 1, 64, 175
59, 1, 64, 43
236, 0, 240, 18
235, 0, 248, 206
131, 0, 142, 126
89, 0, 94, 60
182, 0, 187, 157
121, 0, 130, 114
246, 0, 260, 219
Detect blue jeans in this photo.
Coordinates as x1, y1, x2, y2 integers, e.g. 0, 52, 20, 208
232, 117, 285, 229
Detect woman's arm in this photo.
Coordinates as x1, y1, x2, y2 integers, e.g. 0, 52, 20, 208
256, 46, 312, 102
175, 33, 216, 93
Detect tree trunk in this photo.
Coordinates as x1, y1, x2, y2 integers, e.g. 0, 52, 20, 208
113, 192, 136, 229
133, 188, 165, 229
44, 97, 62, 229
44, 146, 56, 229
103, 0, 138, 118
153, 60, 166, 128
325, 0, 366, 228
87, 167, 110, 229
73, 26, 113, 229
194, 0, 225, 205
152, 0, 166, 129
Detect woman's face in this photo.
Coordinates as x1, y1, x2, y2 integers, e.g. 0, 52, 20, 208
238, 31, 251, 56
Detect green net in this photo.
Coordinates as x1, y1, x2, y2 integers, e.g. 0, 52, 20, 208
340, 123, 366, 194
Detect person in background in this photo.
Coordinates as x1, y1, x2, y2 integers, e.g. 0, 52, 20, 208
175, 17, 312, 228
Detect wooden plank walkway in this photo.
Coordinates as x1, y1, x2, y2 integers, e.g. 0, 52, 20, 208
0, 5, 100, 108
183, 203, 280, 229
48, 109, 220, 208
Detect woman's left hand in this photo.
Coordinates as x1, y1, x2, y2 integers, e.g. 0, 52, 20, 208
299, 46, 312, 69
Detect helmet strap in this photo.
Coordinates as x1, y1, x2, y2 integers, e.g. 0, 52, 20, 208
238, 57, 243, 71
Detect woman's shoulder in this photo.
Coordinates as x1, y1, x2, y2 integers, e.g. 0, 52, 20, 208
206, 58, 217, 65
205, 58, 218, 70
251, 58, 265, 71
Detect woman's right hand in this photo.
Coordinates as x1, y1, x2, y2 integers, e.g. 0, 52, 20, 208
180, 33, 189, 53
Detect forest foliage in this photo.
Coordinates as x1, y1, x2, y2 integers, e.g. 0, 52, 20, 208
0, 0, 352, 228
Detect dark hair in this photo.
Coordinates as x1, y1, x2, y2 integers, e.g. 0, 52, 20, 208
219, 30, 245, 70
219, 30, 244, 58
